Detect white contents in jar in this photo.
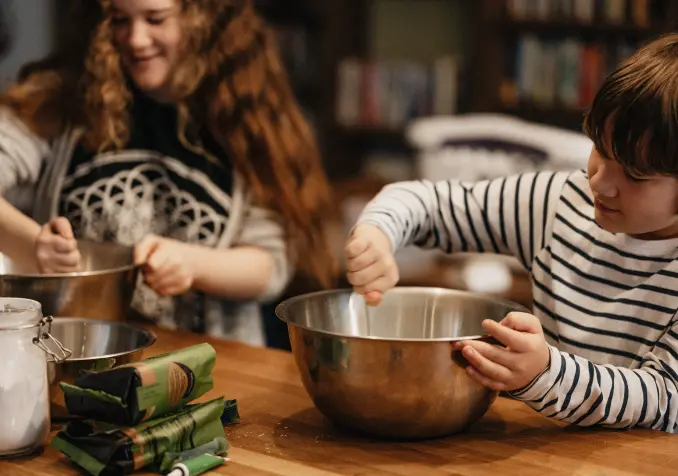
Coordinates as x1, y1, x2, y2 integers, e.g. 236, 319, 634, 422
0, 302, 51, 455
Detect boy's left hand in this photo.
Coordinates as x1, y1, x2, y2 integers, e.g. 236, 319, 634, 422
134, 235, 195, 297
453, 312, 550, 392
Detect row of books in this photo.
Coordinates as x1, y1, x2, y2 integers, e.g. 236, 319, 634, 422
501, 35, 637, 109
335, 57, 458, 129
507, 0, 659, 27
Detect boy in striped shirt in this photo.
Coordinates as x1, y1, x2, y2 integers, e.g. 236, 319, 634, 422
345, 34, 678, 432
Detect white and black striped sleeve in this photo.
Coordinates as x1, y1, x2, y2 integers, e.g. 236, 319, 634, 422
0, 107, 49, 194
356, 172, 570, 268
510, 320, 678, 432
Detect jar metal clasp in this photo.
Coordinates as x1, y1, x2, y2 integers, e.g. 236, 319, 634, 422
32, 316, 72, 363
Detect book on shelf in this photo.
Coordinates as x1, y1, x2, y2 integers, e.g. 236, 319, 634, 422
504, 35, 637, 110
507, 0, 653, 27
574, 0, 595, 22
335, 57, 458, 129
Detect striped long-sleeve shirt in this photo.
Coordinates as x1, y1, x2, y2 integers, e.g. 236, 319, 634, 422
357, 170, 678, 432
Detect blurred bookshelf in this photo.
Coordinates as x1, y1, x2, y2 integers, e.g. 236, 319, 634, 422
300, 0, 678, 181
480, 0, 677, 132
498, 19, 666, 36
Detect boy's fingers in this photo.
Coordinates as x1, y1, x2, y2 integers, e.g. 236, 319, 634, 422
461, 345, 512, 384
483, 319, 531, 352
458, 339, 514, 368
345, 248, 377, 272
364, 291, 382, 306
344, 236, 370, 259
353, 273, 397, 296
347, 264, 384, 287
499, 312, 541, 333
466, 366, 507, 391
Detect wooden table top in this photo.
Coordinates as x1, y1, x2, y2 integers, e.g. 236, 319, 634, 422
2, 325, 677, 476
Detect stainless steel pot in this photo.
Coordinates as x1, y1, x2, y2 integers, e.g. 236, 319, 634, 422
275, 287, 529, 439
0, 240, 139, 321
46, 317, 156, 419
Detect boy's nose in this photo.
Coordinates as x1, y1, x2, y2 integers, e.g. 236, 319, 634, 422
590, 167, 619, 199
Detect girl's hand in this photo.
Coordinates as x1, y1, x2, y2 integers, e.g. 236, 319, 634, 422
134, 235, 195, 296
35, 217, 81, 273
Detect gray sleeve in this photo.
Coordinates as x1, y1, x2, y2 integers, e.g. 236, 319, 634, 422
0, 107, 50, 194
231, 204, 294, 303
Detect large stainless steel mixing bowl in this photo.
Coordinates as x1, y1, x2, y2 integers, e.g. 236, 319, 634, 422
46, 317, 156, 419
0, 240, 139, 321
275, 287, 529, 439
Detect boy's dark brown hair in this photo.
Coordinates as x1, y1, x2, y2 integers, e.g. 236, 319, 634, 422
583, 33, 678, 177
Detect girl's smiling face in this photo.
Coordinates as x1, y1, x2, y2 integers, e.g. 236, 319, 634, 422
111, 0, 182, 101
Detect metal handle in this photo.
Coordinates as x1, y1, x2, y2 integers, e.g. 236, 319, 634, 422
32, 315, 72, 363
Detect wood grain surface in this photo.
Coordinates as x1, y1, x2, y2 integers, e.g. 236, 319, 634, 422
2, 325, 676, 476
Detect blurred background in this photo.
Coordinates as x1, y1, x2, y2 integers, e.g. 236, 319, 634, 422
2, 0, 677, 349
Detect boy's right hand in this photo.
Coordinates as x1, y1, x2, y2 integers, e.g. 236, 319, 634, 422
35, 217, 82, 274
344, 224, 399, 306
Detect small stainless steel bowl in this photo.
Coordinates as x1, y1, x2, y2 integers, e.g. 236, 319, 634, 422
0, 240, 139, 321
46, 317, 156, 419
275, 287, 528, 439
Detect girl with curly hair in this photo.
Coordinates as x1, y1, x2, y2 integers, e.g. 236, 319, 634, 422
0, 0, 337, 345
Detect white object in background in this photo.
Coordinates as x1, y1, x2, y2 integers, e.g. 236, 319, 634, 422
407, 114, 592, 181
460, 256, 513, 295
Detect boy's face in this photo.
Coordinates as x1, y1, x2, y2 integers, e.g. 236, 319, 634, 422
587, 146, 678, 239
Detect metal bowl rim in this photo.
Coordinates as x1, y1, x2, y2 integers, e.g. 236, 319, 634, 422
275, 287, 530, 343
0, 263, 140, 279
0, 239, 139, 279
49, 317, 157, 362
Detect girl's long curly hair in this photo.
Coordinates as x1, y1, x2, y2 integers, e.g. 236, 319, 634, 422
0, 0, 338, 289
